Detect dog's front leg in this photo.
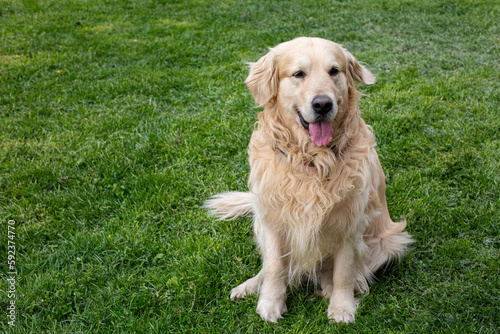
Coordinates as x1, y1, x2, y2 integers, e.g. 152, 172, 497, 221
256, 223, 287, 322
327, 237, 357, 323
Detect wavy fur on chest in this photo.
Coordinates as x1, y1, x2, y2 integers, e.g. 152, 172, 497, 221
248, 102, 379, 281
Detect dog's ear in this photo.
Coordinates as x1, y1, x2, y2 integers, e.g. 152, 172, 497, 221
245, 50, 279, 106
343, 49, 375, 85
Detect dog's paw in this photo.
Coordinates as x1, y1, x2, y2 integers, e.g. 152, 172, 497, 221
316, 284, 333, 299
230, 285, 255, 300
256, 298, 287, 323
327, 300, 356, 323
230, 276, 259, 300
230, 287, 246, 300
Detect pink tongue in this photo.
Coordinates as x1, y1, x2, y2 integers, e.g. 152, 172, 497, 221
309, 120, 333, 146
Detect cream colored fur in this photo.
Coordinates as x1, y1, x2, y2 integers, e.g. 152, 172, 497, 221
204, 37, 413, 323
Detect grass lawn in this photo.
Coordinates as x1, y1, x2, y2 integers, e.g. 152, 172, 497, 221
1, 0, 499, 332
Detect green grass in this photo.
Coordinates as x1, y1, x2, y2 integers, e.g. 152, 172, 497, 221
0, 0, 499, 332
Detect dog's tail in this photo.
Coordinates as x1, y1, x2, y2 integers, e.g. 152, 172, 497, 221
203, 192, 254, 220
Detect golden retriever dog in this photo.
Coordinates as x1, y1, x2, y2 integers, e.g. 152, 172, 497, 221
204, 37, 413, 323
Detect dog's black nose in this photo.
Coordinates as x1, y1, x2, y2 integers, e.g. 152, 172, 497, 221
312, 95, 333, 115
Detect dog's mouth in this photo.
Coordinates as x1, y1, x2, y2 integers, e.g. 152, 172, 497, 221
297, 110, 310, 130
297, 110, 333, 146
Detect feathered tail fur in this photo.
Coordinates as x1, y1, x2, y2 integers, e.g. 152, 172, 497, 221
203, 191, 254, 220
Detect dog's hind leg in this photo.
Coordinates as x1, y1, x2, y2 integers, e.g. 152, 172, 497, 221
363, 157, 413, 274
230, 271, 261, 299
364, 209, 413, 274
317, 262, 334, 299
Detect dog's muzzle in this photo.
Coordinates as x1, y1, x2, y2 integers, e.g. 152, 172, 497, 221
296, 95, 335, 146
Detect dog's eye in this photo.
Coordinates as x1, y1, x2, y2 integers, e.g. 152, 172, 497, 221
292, 70, 305, 78
329, 67, 340, 77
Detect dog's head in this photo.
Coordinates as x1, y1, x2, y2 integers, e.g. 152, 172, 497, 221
245, 37, 375, 147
